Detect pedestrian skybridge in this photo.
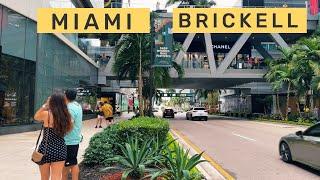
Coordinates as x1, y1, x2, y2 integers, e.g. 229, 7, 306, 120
98, 11, 318, 89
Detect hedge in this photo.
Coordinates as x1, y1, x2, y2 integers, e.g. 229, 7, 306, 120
83, 117, 169, 166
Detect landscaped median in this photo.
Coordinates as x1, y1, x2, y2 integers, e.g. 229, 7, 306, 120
80, 117, 206, 179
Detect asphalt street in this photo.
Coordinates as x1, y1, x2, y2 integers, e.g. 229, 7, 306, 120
168, 113, 320, 180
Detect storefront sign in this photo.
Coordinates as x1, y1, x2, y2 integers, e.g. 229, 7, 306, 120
173, 8, 307, 33
212, 44, 231, 50
153, 13, 173, 67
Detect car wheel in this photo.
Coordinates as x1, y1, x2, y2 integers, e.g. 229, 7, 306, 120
280, 142, 292, 163
204, 117, 208, 121
191, 116, 195, 121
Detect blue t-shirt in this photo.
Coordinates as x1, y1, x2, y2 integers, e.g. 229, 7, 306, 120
64, 101, 83, 145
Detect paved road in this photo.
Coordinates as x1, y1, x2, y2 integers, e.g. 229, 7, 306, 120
169, 113, 320, 180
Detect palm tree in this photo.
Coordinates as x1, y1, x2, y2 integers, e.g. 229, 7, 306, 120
265, 48, 296, 120
297, 36, 320, 107
166, 0, 216, 7
113, 34, 150, 116
113, 34, 184, 116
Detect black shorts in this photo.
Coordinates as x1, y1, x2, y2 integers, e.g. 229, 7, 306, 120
105, 117, 114, 122
65, 145, 79, 167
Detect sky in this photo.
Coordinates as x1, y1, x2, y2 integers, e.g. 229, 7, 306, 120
127, 0, 243, 10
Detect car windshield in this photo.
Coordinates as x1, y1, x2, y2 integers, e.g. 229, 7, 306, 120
194, 108, 205, 110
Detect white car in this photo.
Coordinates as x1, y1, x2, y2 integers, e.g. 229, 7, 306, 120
186, 107, 208, 121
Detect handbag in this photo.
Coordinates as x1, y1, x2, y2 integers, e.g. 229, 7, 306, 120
31, 112, 49, 164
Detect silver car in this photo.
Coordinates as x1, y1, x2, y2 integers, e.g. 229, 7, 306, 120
279, 123, 320, 170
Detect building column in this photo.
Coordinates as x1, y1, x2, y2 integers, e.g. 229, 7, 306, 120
272, 95, 277, 114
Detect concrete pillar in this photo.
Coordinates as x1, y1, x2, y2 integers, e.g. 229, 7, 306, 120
272, 95, 277, 114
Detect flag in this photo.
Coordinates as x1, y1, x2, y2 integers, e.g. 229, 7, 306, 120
310, 0, 319, 15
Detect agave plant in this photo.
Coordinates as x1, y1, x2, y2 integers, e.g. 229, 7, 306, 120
101, 137, 161, 180
150, 144, 206, 180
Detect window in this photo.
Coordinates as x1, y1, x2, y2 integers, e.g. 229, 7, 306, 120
194, 108, 206, 110
304, 124, 320, 137
1, 7, 26, 59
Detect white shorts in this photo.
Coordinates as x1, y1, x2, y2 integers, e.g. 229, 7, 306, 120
98, 115, 104, 119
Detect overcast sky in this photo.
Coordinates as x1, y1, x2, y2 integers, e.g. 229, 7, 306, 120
127, 0, 243, 10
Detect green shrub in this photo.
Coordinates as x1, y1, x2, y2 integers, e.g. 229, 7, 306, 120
117, 117, 169, 143
165, 134, 204, 180
83, 117, 169, 166
102, 136, 162, 179
151, 143, 206, 180
83, 125, 119, 166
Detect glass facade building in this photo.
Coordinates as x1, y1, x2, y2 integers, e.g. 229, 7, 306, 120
0, 5, 98, 127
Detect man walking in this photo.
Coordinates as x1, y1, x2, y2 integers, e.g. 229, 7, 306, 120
63, 89, 83, 180
102, 101, 113, 125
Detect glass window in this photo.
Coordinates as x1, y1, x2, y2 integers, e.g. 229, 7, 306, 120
0, 54, 35, 126
25, 19, 37, 61
1, 7, 26, 59
304, 124, 320, 137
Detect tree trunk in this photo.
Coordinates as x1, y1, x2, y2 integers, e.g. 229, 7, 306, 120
138, 36, 144, 116
285, 83, 291, 120
276, 93, 284, 120
294, 93, 301, 117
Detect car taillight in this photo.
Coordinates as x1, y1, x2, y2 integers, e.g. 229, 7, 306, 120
204, 110, 208, 112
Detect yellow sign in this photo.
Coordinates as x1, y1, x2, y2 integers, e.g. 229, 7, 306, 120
173, 8, 307, 33
37, 8, 150, 33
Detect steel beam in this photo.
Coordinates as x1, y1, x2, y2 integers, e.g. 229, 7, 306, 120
217, 33, 251, 74
175, 33, 196, 64
204, 33, 216, 74
270, 33, 289, 49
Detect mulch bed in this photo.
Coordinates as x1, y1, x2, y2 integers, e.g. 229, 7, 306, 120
79, 163, 118, 180
80, 163, 163, 180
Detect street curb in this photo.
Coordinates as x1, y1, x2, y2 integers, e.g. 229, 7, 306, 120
170, 129, 234, 180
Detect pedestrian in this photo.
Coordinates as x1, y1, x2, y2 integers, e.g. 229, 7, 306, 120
95, 101, 104, 128
102, 101, 114, 125
62, 89, 83, 180
33, 93, 72, 180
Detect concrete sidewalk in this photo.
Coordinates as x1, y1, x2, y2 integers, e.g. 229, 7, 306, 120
0, 112, 135, 180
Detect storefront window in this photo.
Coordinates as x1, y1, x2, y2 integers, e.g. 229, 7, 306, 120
181, 52, 210, 69
0, 54, 35, 126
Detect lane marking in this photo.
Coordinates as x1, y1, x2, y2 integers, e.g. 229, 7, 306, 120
232, 132, 257, 142
172, 128, 235, 180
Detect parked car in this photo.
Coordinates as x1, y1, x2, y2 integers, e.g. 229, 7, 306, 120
163, 108, 175, 118
186, 107, 208, 121
279, 123, 320, 170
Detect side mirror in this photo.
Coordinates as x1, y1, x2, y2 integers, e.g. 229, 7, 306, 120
296, 131, 303, 137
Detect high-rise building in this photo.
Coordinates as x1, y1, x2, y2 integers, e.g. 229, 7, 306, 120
0, 0, 99, 134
